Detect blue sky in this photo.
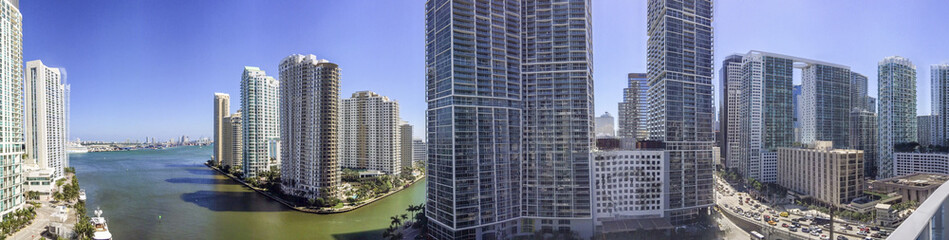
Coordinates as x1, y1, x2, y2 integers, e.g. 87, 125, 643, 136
22, 1, 948, 141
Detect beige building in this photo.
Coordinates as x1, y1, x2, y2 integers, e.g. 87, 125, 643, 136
339, 91, 401, 175
777, 141, 863, 207
399, 122, 412, 174
213, 93, 230, 165
869, 173, 949, 203
222, 111, 242, 169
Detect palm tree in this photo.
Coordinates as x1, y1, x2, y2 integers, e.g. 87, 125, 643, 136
390, 216, 402, 228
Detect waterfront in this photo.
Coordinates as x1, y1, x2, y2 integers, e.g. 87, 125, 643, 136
72, 145, 426, 239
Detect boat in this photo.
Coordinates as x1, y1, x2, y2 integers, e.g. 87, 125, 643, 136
91, 207, 113, 240
67, 141, 89, 153
79, 190, 86, 202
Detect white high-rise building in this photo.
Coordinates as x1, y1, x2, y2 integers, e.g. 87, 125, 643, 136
596, 112, 616, 137
279, 54, 340, 200
339, 91, 401, 175
932, 64, 949, 146
0, 0, 23, 217
878, 56, 917, 179
24, 60, 69, 180
241, 66, 280, 179
411, 139, 426, 165
213, 93, 230, 165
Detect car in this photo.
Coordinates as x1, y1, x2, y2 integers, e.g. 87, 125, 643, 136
837, 236, 849, 240
790, 227, 797, 232
870, 226, 880, 231
820, 234, 829, 240
780, 212, 790, 217
846, 226, 853, 231
782, 223, 789, 228
811, 231, 820, 236
802, 227, 810, 233
871, 233, 881, 238
754, 216, 761, 221
768, 221, 776, 226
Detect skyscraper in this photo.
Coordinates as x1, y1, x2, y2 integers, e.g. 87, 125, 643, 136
918, 115, 934, 147
279, 55, 340, 200
425, 0, 595, 238
718, 55, 742, 169
24, 60, 69, 179
595, 112, 615, 137
793, 85, 802, 143
223, 111, 242, 170
878, 56, 917, 179
851, 72, 869, 111
736, 51, 795, 183
647, 0, 714, 223
339, 91, 401, 175
801, 61, 851, 148
0, 0, 23, 217
214, 93, 230, 165
241, 66, 280, 179
851, 109, 877, 178
618, 73, 648, 141
932, 64, 949, 146
399, 122, 413, 174
412, 139, 426, 165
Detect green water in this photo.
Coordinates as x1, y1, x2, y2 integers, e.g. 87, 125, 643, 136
72, 145, 426, 239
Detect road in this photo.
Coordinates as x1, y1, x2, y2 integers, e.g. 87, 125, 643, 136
715, 175, 890, 240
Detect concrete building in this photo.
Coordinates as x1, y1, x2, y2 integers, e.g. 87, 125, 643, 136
932, 64, 949, 146
213, 93, 229, 165
889, 180, 949, 239
411, 139, 426, 165
222, 111, 242, 169
719, 55, 742, 170
24, 60, 69, 180
618, 73, 648, 141
878, 56, 918, 179
647, 0, 715, 223
339, 91, 401, 175
592, 150, 667, 224
894, 153, 949, 176
0, 0, 23, 218
919, 115, 935, 147
241, 66, 280, 179
425, 0, 596, 238
851, 109, 878, 178
777, 142, 863, 207
279, 54, 340, 200
399, 123, 412, 174
869, 173, 949, 203
596, 112, 616, 137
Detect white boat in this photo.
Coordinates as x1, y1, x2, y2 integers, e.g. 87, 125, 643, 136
91, 207, 113, 240
67, 141, 89, 153
79, 190, 86, 201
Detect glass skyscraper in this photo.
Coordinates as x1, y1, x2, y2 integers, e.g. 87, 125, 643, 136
800, 63, 851, 148
646, 0, 715, 223
932, 64, 949, 146
877, 56, 917, 179
240, 66, 280, 179
424, 0, 594, 238
0, 0, 23, 217
619, 73, 649, 141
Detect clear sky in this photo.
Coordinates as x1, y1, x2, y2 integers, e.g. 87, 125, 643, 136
22, 1, 948, 141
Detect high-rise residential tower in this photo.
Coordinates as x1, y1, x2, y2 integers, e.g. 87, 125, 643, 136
411, 139, 426, 164
619, 73, 649, 141
735, 51, 795, 183
878, 56, 917, 179
933, 64, 949, 146
214, 93, 230, 165
425, 0, 595, 238
793, 85, 802, 143
851, 72, 869, 111
719, 55, 742, 169
851, 109, 877, 178
240, 66, 280, 179
800, 61, 851, 148
279, 55, 340, 200
223, 111, 242, 169
24, 60, 69, 180
595, 112, 615, 137
647, 0, 715, 223
339, 91, 401, 175
0, 0, 23, 217
399, 122, 412, 174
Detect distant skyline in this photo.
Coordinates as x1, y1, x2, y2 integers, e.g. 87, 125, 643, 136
21, 1, 949, 141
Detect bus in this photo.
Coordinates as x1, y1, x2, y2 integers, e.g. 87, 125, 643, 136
750, 231, 765, 240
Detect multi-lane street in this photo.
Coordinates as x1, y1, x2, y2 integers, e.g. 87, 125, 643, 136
714, 175, 892, 240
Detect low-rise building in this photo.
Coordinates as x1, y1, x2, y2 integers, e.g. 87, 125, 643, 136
593, 150, 666, 223
869, 173, 949, 203
894, 152, 949, 176
777, 141, 864, 207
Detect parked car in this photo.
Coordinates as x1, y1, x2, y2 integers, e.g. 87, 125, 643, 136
870, 226, 880, 231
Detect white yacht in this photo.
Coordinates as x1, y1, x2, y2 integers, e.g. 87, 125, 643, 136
91, 207, 113, 240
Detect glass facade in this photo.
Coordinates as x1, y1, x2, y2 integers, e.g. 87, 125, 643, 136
877, 56, 917, 179
646, 0, 715, 223
241, 66, 280, 179
933, 64, 949, 146
800, 64, 851, 149
619, 73, 649, 141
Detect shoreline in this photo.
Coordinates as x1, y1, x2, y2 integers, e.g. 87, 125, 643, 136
204, 162, 423, 214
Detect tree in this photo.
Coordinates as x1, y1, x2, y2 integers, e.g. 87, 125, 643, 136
74, 220, 94, 239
